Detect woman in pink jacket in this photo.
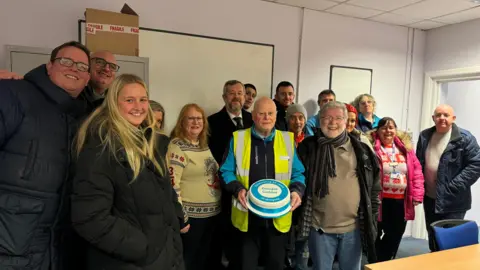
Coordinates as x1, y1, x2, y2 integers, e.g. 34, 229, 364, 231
367, 117, 425, 262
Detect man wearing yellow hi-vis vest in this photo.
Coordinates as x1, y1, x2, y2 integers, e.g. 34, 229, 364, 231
220, 97, 305, 270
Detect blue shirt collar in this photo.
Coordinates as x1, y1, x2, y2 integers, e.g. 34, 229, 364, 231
251, 124, 276, 142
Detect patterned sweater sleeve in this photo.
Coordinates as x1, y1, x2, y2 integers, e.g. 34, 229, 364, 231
167, 142, 189, 222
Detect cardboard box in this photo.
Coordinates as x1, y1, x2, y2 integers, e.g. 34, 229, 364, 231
85, 4, 139, 56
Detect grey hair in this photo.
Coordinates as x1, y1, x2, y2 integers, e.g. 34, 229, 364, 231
352, 93, 376, 113
319, 101, 348, 119
222, 80, 245, 96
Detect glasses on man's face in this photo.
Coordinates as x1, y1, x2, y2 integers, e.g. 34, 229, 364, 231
54, 57, 89, 72
320, 116, 345, 122
91, 57, 120, 72
187, 117, 203, 123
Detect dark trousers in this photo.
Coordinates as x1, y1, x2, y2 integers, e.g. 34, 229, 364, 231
375, 198, 407, 262
219, 209, 240, 270
182, 215, 221, 270
423, 196, 466, 251
219, 189, 241, 270
239, 220, 288, 270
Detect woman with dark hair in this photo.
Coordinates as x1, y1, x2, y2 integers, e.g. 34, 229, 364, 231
367, 117, 424, 262
244, 83, 257, 111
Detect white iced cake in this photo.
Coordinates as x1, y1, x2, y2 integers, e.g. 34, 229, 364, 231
246, 179, 291, 218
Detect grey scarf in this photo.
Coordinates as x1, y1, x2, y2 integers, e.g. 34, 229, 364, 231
310, 129, 349, 198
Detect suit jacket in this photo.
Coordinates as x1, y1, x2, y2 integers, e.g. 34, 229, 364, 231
207, 107, 253, 164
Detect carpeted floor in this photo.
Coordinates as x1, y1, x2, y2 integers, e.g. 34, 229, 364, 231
396, 237, 430, 258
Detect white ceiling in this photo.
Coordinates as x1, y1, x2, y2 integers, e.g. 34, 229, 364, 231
262, 0, 480, 30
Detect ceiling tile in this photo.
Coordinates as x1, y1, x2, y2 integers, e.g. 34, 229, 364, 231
408, 20, 445, 30
434, 6, 480, 24
325, 3, 383, 18
275, 0, 338, 11
370, 12, 422, 25
393, 0, 478, 20
348, 0, 423, 12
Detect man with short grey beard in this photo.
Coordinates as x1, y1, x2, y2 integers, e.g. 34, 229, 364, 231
207, 80, 253, 270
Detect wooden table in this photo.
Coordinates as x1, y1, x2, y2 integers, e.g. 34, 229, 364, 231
364, 244, 480, 270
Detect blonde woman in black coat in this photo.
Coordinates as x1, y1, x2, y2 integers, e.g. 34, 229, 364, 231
71, 74, 187, 270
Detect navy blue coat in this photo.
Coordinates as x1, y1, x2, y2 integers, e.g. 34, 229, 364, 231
0, 65, 90, 270
416, 124, 480, 214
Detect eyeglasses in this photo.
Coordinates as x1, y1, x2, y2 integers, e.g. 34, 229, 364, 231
91, 57, 120, 72
186, 117, 203, 122
320, 116, 345, 122
54, 57, 89, 72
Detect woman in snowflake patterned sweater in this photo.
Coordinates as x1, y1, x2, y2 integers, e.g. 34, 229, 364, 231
367, 117, 424, 262
167, 103, 222, 270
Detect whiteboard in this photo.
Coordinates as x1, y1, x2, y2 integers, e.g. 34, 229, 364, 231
80, 21, 274, 133
5, 45, 149, 85
329, 65, 372, 104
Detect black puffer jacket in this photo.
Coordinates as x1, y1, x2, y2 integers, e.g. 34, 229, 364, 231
71, 134, 185, 270
273, 99, 289, 131
0, 65, 88, 270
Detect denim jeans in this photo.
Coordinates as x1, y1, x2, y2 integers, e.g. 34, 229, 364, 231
309, 227, 362, 270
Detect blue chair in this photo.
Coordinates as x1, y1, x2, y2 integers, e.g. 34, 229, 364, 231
431, 219, 479, 251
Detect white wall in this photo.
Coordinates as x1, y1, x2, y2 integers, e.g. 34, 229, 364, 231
442, 80, 480, 225
425, 18, 480, 72
0, 0, 425, 134
298, 9, 426, 136
0, 0, 302, 91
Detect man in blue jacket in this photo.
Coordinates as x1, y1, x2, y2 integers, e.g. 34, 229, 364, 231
0, 41, 92, 270
416, 104, 480, 251
220, 97, 305, 270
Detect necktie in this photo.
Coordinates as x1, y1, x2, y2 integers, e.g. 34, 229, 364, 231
233, 117, 243, 129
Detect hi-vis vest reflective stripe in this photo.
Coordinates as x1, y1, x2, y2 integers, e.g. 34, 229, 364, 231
231, 128, 294, 233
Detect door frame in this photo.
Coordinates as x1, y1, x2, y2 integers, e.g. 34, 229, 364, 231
421, 66, 480, 130
413, 65, 480, 239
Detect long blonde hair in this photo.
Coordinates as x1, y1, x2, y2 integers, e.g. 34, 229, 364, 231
170, 103, 209, 148
76, 74, 164, 181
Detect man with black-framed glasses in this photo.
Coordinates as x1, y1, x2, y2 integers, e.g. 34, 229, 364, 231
79, 50, 119, 104
0, 41, 93, 270
0, 50, 118, 107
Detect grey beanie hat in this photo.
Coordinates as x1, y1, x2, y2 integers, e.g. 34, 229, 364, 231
286, 104, 307, 119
